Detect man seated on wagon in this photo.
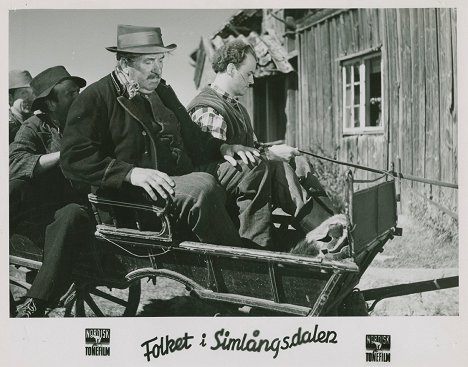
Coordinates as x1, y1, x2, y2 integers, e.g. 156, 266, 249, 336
10, 66, 93, 317
188, 40, 341, 252
61, 24, 277, 250
9, 69, 35, 143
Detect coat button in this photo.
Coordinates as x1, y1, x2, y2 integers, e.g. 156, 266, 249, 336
142, 131, 147, 136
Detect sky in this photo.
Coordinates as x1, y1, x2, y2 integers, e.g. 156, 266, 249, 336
9, 9, 237, 105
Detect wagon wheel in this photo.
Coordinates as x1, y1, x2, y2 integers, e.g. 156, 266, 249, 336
64, 279, 141, 317
9, 266, 37, 316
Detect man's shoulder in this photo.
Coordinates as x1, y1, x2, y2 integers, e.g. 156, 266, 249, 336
187, 86, 221, 112
78, 74, 115, 100
22, 114, 46, 129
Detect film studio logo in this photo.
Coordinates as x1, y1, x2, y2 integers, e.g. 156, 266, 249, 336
366, 334, 391, 362
85, 328, 110, 356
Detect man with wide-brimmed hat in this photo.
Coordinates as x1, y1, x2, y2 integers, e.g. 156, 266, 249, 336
10, 66, 93, 317
62, 24, 274, 249
9, 69, 35, 143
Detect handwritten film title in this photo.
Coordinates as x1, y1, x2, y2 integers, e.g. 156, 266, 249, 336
141, 325, 338, 361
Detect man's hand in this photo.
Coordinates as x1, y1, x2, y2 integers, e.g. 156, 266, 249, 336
125, 167, 175, 201
266, 144, 300, 162
220, 143, 261, 167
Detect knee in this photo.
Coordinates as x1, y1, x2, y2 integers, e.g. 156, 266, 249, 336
54, 204, 90, 229
194, 174, 225, 204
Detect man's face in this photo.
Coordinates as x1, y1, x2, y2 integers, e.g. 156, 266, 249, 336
230, 53, 256, 97
50, 79, 80, 123
127, 54, 165, 94
10, 87, 35, 113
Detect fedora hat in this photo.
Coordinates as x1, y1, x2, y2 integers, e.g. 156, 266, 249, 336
106, 24, 177, 54
9, 70, 33, 90
31, 66, 86, 111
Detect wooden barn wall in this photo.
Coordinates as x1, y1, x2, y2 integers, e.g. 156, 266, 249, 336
296, 8, 457, 212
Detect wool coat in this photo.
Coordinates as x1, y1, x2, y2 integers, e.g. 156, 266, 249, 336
61, 72, 224, 190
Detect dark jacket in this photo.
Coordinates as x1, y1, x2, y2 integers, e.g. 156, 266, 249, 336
61, 72, 224, 190
10, 113, 82, 204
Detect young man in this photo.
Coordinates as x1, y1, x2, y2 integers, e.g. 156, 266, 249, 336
9, 69, 35, 143
10, 66, 92, 317
187, 40, 335, 238
61, 25, 275, 249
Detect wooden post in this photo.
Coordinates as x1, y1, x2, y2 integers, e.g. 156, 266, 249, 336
397, 157, 403, 214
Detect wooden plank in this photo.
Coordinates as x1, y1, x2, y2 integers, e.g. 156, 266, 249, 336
321, 21, 333, 154
424, 9, 441, 201
399, 9, 413, 211
349, 9, 359, 54
308, 28, 316, 150
345, 10, 354, 55
438, 8, 455, 209
357, 135, 369, 185
315, 24, 324, 149
451, 8, 458, 210
329, 17, 340, 152
386, 9, 400, 173
409, 9, 424, 198
298, 32, 308, 149
371, 8, 380, 48
379, 8, 390, 170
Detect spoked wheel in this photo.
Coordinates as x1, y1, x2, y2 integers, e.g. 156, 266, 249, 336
64, 279, 141, 317
9, 266, 36, 316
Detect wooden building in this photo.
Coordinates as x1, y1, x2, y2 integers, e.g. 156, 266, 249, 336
191, 9, 458, 214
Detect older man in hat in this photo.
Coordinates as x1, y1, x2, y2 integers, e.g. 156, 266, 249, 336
62, 24, 274, 249
9, 69, 35, 143
10, 66, 92, 317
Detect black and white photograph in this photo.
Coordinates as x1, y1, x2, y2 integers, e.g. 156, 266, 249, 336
2, 0, 467, 366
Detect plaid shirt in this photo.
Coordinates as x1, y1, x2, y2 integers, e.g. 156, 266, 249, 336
190, 84, 258, 143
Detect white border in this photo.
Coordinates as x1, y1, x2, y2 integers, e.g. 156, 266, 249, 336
1, 1, 467, 366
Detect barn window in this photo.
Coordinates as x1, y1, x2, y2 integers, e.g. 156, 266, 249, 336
342, 53, 383, 134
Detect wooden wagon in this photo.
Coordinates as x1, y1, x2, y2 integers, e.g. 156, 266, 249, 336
10, 170, 456, 317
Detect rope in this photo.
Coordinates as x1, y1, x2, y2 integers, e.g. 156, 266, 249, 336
97, 234, 172, 258
298, 149, 458, 189
402, 180, 458, 221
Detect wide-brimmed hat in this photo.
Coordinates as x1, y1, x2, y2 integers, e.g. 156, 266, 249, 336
9, 69, 33, 90
106, 24, 177, 54
31, 66, 86, 111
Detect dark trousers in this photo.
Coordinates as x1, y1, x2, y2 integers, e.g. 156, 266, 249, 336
201, 159, 273, 249
170, 172, 243, 247
10, 179, 92, 303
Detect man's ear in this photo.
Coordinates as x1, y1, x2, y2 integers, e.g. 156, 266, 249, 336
45, 99, 56, 112
118, 58, 129, 74
226, 63, 236, 77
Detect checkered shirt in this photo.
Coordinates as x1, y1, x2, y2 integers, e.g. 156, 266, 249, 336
190, 84, 258, 143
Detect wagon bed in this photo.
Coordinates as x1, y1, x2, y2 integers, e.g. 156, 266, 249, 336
10, 170, 408, 317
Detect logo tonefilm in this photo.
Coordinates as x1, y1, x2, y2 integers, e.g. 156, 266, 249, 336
366, 335, 391, 362
85, 328, 110, 356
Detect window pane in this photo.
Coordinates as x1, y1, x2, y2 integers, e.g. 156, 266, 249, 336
367, 57, 382, 127
354, 84, 360, 105
354, 64, 360, 82
346, 65, 351, 84
354, 107, 360, 127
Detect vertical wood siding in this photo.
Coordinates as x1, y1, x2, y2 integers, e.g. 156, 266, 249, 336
295, 8, 457, 211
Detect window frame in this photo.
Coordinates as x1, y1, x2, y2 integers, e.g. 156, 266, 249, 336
341, 52, 384, 135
